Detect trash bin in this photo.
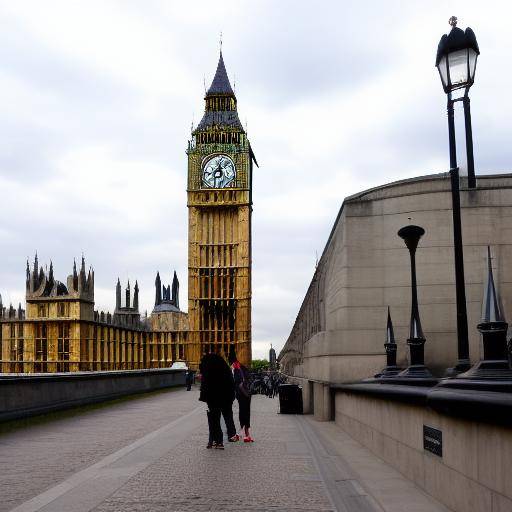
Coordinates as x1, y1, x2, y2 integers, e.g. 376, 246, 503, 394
278, 384, 303, 414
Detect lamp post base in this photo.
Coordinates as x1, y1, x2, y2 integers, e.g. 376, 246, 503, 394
445, 359, 472, 377
397, 364, 433, 379
374, 365, 403, 378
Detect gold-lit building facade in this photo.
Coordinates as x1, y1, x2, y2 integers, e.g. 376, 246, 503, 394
0, 51, 253, 373
0, 256, 189, 373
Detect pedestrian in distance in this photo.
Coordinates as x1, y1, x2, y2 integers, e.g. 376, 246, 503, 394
228, 348, 254, 443
185, 369, 193, 391
198, 352, 237, 449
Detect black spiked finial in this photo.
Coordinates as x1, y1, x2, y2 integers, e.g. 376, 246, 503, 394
385, 307, 395, 345
375, 307, 402, 378
481, 246, 505, 324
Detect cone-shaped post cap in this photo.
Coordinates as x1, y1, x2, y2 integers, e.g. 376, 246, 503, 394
398, 225, 425, 252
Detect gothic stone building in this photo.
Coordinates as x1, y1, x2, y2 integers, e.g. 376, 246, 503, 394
0, 51, 253, 373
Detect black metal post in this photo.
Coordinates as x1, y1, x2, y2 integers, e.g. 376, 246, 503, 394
397, 225, 432, 378
449, 167, 471, 373
447, 96, 457, 169
463, 95, 476, 188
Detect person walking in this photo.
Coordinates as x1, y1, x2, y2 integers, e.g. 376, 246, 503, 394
185, 369, 193, 391
199, 352, 236, 449
228, 348, 254, 443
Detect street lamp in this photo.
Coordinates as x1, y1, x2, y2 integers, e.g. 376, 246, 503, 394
436, 16, 480, 187
436, 17, 480, 375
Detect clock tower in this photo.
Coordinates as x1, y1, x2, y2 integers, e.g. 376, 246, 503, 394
187, 51, 255, 368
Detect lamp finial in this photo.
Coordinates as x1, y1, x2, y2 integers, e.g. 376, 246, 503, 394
449, 16, 458, 28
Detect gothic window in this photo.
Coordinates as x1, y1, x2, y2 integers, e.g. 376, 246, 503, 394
38, 304, 47, 318
58, 302, 69, 317
35, 323, 48, 372
57, 323, 70, 372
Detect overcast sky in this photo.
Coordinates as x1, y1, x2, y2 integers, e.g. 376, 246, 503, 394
0, 1, 511, 359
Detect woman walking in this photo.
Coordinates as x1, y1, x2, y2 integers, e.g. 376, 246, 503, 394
228, 349, 253, 443
199, 352, 236, 449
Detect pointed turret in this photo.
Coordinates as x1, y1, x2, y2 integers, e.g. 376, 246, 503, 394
195, 50, 244, 134
79, 255, 86, 290
172, 270, 179, 309
155, 272, 162, 306
207, 51, 235, 96
116, 278, 121, 310
73, 259, 78, 291
126, 280, 131, 309
33, 252, 39, 290
26, 259, 30, 290
134, 281, 139, 311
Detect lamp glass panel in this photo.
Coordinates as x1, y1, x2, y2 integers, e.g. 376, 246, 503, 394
468, 48, 478, 81
447, 49, 469, 89
437, 55, 449, 90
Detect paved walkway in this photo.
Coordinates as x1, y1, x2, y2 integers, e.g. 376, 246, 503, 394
0, 388, 449, 512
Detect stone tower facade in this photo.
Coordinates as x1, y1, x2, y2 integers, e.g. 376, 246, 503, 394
186, 52, 256, 367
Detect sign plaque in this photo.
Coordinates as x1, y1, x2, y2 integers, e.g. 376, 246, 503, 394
423, 425, 442, 457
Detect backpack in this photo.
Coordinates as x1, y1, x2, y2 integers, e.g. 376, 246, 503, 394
237, 365, 252, 397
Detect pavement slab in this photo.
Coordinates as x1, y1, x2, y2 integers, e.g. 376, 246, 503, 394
1, 387, 451, 512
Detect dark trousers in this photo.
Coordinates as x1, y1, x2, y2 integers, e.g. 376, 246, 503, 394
221, 404, 237, 439
207, 408, 223, 444
207, 402, 236, 443
238, 395, 251, 429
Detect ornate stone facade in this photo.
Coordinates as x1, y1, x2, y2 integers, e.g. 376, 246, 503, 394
0, 52, 252, 373
186, 52, 255, 368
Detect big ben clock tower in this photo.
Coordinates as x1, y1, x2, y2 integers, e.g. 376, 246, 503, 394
187, 51, 256, 368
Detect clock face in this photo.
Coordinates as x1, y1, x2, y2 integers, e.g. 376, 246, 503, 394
202, 155, 236, 188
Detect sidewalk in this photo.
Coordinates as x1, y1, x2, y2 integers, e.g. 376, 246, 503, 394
2, 388, 450, 512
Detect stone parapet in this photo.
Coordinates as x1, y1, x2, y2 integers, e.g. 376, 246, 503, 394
0, 368, 186, 422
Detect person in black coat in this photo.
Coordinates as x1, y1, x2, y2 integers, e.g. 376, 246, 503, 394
199, 352, 236, 449
228, 348, 254, 443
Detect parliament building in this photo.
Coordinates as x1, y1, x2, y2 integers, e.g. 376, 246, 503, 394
0, 51, 254, 373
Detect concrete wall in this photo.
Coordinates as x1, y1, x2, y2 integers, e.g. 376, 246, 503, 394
280, 173, 512, 383
0, 369, 186, 422
335, 390, 512, 512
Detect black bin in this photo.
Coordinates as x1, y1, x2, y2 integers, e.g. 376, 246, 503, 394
278, 384, 303, 414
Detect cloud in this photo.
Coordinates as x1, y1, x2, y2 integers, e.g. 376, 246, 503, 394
0, 0, 511, 360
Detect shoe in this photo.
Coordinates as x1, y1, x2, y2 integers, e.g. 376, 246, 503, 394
213, 443, 224, 449
243, 436, 254, 443
206, 442, 213, 449
228, 434, 240, 442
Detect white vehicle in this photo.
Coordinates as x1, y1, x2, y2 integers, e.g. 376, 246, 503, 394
170, 361, 188, 370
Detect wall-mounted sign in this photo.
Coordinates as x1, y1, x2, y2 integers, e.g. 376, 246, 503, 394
423, 425, 442, 457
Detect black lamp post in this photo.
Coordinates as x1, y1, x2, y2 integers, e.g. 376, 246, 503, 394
436, 17, 480, 374
397, 225, 432, 378
436, 16, 480, 188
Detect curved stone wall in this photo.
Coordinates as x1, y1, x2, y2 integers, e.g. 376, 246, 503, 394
279, 173, 512, 382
